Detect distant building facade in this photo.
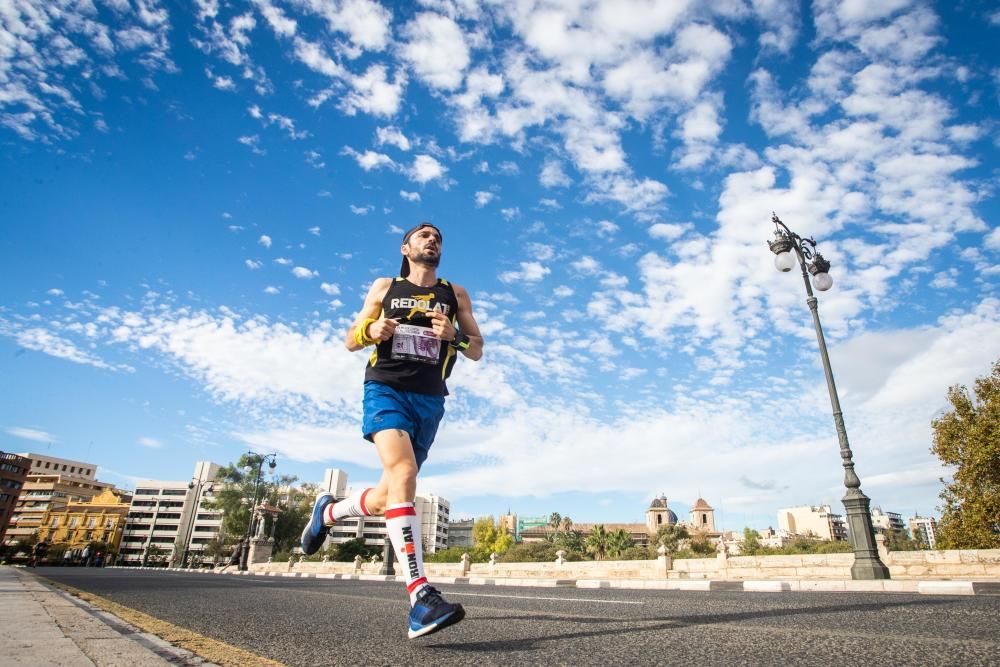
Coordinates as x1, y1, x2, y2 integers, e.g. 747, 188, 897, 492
870, 506, 906, 536
3, 454, 113, 546
777, 504, 848, 541
119, 461, 222, 566
0, 452, 31, 544
448, 519, 474, 549
909, 515, 939, 549
320, 469, 451, 554
36, 488, 132, 560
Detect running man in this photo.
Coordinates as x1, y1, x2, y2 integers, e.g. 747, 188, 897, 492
301, 222, 483, 639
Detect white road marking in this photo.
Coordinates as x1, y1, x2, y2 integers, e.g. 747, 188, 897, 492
444, 591, 644, 605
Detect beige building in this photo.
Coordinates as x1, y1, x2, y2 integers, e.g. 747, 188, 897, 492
4, 453, 114, 546
777, 504, 848, 541
36, 488, 132, 559
870, 506, 905, 535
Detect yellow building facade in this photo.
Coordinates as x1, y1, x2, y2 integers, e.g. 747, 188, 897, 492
36, 488, 131, 555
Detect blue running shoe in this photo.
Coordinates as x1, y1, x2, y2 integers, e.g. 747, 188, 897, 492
407, 586, 465, 639
300, 492, 335, 555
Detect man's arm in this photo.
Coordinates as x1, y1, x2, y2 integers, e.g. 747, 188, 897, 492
344, 278, 396, 352
442, 283, 483, 361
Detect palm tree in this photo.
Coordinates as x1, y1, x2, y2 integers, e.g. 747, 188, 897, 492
585, 524, 609, 560
607, 529, 634, 559
560, 516, 573, 531
548, 512, 562, 529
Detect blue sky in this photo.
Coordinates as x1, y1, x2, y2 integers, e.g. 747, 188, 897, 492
1, 0, 998, 532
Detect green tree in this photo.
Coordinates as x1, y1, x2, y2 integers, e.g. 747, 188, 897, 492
560, 516, 573, 531
607, 529, 634, 559
548, 512, 561, 529
267, 482, 316, 554
205, 454, 288, 541
688, 531, 716, 555
585, 524, 609, 560
551, 529, 585, 555
931, 360, 1000, 549
333, 538, 378, 562
741, 527, 762, 555
655, 524, 689, 553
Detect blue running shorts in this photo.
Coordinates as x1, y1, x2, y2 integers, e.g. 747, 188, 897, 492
362, 381, 446, 470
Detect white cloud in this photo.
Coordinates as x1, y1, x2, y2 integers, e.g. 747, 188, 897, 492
571, 256, 601, 274
648, 222, 691, 241
553, 285, 574, 298
273, 257, 292, 266
292, 266, 318, 279
308, 226, 321, 236
409, 154, 447, 183
350, 204, 374, 215
138, 436, 163, 449
264, 286, 280, 295
341, 64, 406, 117
500, 207, 519, 220
245, 259, 263, 270
400, 190, 421, 202
474, 191, 495, 207
47, 288, 64, 296
238, 134, 266, 155
342, 146, 396, 171
400, 12, 470, 90
499, 261, 550, 283
320, 282, 340, 296
376, 126, 411, 150
258, 235, 272, 248
5, 426, 56, 443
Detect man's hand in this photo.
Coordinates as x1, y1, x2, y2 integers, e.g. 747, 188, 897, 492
427, 310, 456, 341
367, 318, 400, 342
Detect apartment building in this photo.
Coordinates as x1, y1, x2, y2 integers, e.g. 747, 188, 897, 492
0, 452, 31, 543
3, 454, 113, 546
119, 461, 222, 566
777, 504, 848, 541
870, 506, 906, 536
319, 469, 451, 554
909, 515, 939, 549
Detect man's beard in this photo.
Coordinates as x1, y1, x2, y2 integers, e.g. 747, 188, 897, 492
410, 250, 440, 268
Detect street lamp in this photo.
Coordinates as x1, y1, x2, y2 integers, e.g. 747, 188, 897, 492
239, 451, 277, 571
767, 213, 890, 580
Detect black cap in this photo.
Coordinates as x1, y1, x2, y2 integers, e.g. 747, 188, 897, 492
399, 222, 442, 277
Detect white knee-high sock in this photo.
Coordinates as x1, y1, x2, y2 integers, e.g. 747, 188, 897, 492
323, 488, 372, 526
385, 502, 429, 605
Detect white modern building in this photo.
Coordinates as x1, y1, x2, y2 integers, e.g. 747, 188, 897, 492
119, 461, 222, 566
870, 506, 906, 536
909, 514, 939, 549
777, 504, 848, 541
319, 469, 450, 554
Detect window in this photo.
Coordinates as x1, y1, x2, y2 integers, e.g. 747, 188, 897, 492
45, 462, 50, 469
70, 466, 76, 473
50, 518, 59, 527
105, 518, 115, 528
69, 517, 79, 528
62, 465, 67, 471
87, 518, 96, 528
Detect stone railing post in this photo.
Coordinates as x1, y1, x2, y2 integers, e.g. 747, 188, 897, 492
287, 555, 295, 571
489, 552, 497, 574
461, 553, 471, 576
657, 545, 672, 576
354, 554, 363, 573
555, 549, 566, 567
875, 534, 889, 561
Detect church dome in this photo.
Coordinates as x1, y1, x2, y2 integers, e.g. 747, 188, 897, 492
649, 494, 668, 509
664, 509, 678, 525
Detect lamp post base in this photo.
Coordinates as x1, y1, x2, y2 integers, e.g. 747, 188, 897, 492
843, 491, 891, 580
378, 538, 395, 576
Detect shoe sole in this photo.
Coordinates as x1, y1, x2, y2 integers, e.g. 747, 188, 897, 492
300, 493, 334, 555
408, 605, 465, 639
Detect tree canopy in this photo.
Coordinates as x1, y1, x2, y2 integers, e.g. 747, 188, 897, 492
931, 360, 1000, 549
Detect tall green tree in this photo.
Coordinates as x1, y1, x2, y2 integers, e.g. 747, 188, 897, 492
931, 360, 1000, 549
266, 482, 317, 554
742, 527, 762, 555
205, 454, 288, 540
548, 512, 562, 530
606, 529, 634, 559
585, 524, 609, 560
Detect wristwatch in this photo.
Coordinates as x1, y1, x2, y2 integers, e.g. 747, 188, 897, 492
449, 332, 471, 351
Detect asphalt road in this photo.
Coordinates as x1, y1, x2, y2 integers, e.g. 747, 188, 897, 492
32, 568, 1000, 666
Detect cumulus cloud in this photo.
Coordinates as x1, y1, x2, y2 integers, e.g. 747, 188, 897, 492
5, 426, 56, 443
498, 261, 551, 283
400, 12, 470, 90
409, 154, 447, 183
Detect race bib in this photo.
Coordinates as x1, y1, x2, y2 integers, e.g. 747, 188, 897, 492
391, 324, 441, 364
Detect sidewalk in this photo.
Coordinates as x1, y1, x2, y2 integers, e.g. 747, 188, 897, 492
0, 566, 214, 666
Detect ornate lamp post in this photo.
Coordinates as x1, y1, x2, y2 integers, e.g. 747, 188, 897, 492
239, 451, 277, 571
767, 213, 890, 580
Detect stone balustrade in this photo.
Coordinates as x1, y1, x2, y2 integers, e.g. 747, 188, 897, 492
248, 548, 1000, 580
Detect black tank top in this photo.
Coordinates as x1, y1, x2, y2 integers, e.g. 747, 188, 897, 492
364, 277, 460, 396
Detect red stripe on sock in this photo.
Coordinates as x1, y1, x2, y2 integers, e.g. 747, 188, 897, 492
406, 577, 428, 593
324, 503, 336, 525
385, 506, 416, 519
360, 488, 371, 516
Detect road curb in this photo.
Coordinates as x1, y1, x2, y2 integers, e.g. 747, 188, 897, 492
108, 566, 997, 595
